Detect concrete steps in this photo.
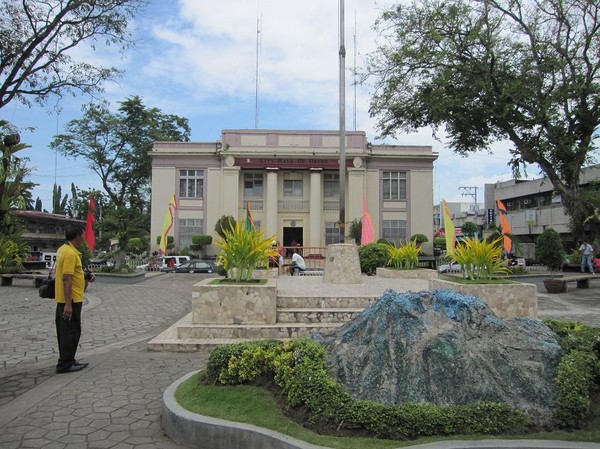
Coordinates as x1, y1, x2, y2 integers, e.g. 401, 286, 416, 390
148, 293, 367, 351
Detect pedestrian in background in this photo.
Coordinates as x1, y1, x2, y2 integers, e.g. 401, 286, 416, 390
579, 240, 594, 274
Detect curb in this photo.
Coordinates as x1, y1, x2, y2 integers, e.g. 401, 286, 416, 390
162, 371, 600, 449
162, 370, 328, 449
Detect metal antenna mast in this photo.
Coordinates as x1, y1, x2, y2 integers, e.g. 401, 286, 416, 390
352, 10, 357, 131
254, 14, 262, 129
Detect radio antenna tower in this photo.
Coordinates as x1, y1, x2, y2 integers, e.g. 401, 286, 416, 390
254, 14, 262, 129
353, 10, 357, 131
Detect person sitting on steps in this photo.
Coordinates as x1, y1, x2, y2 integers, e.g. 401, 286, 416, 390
283, 248, 306, 275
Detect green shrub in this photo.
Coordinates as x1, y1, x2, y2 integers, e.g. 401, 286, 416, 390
192, 234, 213, 246
127, 237, 147, 255
204, 339, 528, 439
434, 237, 447, 249
536, 228, 565, 270
410, 233, 429, 244
569, 249, 583, 265
544, 320, 600, 429
358, 243, 390, 275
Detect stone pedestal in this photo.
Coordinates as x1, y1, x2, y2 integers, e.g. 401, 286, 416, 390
323, 243, 363, 284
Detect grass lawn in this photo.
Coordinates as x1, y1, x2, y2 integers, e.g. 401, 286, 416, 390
176, 372, 600, 449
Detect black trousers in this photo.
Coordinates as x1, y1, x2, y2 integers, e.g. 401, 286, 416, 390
55, 302, 82, 372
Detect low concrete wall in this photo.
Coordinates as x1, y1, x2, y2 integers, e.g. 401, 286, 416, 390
430, 279, 538, 319
163, 371, 327, 449
192, 278, 277, 325
377, 267, 439, 280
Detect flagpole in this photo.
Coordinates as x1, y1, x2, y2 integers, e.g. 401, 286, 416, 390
338, 0, 346, 243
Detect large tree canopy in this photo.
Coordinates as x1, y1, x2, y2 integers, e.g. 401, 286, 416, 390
366, 0, 600, 238
50, 96, 190, 258
0, 0, 145, 110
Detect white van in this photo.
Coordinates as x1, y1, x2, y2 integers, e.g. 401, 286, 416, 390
42, 252, 57, 269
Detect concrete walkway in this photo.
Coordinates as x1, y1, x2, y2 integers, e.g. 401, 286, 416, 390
1, 273, 599, 448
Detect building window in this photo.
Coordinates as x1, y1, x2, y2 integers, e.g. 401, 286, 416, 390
284, 179, 303, 197
178, 218, 203, 248
382, 171, 407, 200
382, 219, 406, 245
323, 173, 339, 198
325, 221, 341, 244
179, 170, 203, 198
244, 173, 263, 197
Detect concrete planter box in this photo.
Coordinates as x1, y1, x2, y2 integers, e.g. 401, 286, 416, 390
192, 278, 277, 325
93, 272, 146, 284
429, 278, 537, 320
377, 267, 438, 280
252, 268, 279, 279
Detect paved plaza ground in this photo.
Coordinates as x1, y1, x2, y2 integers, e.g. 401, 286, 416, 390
1, 272, 599, 449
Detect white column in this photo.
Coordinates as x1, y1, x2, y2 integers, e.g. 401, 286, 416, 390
348, 168, 366, 222
309, 169, 323, 247
221, 167, 240, 218
265, 169, 278, 238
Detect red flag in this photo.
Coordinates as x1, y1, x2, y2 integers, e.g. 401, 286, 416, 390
361, 198, 374, 245
84, 195, 96, 251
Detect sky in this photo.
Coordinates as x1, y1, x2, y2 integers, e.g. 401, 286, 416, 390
1, 0, 529, 210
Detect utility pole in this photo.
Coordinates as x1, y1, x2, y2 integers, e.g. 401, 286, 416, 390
459, 186, 479, 224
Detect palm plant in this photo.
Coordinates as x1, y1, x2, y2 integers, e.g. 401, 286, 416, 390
387, 239, 421, 269
215, 222, 278, 282
452, 236, 508, 280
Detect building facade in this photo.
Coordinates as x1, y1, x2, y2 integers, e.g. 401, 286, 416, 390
150, 129, 438, 254
484, 164, 600, 249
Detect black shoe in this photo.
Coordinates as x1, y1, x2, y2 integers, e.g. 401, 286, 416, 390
73, 362, 89, 368
56, 364, 85, 374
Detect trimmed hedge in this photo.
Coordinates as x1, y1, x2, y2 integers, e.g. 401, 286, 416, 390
357, 243, 390, 275
544, 319, 600, 429
205, 339, 529, 439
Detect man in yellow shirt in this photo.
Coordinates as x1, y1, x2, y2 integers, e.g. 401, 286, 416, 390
55, 224, 95, 373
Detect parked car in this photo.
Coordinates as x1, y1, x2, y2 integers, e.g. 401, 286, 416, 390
162, 259, 215, 273
437, 260, 462, 273
136, 255, 190, 271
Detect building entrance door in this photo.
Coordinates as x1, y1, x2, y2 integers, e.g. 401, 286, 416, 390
283, 227, 303, 256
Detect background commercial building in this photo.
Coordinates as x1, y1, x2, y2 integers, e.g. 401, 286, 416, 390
150, 129, 438, 255
484, 164, 600, 253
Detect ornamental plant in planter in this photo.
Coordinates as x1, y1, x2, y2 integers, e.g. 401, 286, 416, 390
215, 222, 278, 282
387, 239, 421, 269
451, 236, 508, 280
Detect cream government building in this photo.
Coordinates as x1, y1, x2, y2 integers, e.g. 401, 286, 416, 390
150, 129, 438, 255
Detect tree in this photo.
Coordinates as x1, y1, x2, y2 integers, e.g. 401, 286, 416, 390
366, 0, 600, 239
51, 97, 190, 267
214, 215, 236, 240
0, 122, 36, 270
535, 228, 565, 271
348, 219, 362, 245
461, 222, 479, 238
0, 0, 145, 111
52, 184, 69, 215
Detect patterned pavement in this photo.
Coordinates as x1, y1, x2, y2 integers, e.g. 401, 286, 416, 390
0, 272, 599, 448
